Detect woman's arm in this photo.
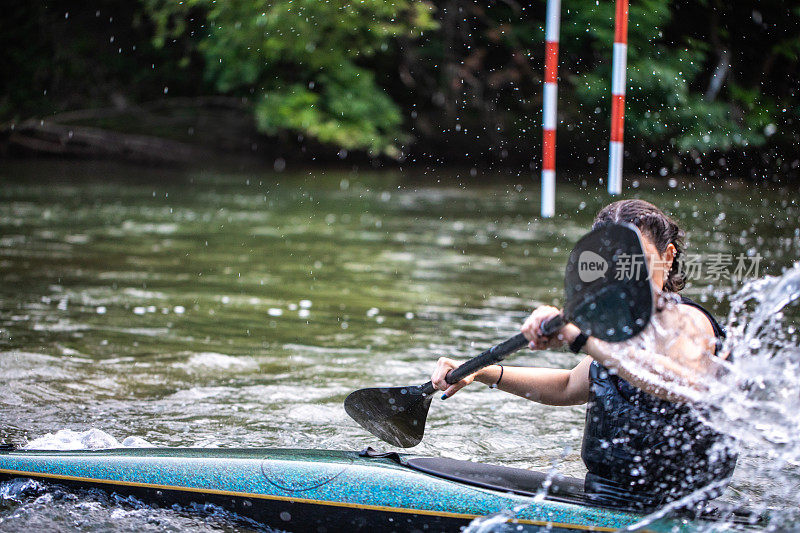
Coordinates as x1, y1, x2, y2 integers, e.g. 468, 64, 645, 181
430, 356, 592, 406
523, 303, 720, 402
475, 356, 592, 405
580, 304, 718, 401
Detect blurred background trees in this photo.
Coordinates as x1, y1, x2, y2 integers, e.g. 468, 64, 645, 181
2, 0, 798, 178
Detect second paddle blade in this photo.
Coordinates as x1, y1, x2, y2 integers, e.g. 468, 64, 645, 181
344, 385, 432, 448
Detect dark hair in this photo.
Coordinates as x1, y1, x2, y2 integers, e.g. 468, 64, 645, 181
593, 199, 686, 292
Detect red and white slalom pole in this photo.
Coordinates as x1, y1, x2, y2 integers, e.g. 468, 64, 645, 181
608, 0, 629, 195
541, 0, 560, 218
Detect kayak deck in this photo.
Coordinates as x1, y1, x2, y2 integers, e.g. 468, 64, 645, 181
0, 447, 755, 532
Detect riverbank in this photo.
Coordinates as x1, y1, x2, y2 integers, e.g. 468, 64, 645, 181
3, 104, 797, 185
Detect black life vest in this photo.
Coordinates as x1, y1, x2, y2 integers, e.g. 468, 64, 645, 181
581, 296, 737, 510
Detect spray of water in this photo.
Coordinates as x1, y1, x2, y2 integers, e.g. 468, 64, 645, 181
598, 264, 800, 529
465, 264, 800, 531
699, 263, 800, 528
23, 428, 154, 450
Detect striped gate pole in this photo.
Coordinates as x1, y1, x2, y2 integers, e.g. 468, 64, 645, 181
608, 0, 629, 195
540, 0, 560, 218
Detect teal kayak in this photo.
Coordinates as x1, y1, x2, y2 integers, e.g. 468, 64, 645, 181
0, 446, 760, 532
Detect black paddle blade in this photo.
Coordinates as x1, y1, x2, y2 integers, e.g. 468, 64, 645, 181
564, 222, 653, 342
344, 385, 433, 448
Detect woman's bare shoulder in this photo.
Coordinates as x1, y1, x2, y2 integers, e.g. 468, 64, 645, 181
676, 302, 716, 339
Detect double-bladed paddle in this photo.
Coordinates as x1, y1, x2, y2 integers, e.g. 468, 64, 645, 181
345, 222, 653, 448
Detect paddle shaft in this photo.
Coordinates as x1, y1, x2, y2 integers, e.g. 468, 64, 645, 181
418, 314, 567, 395
345, 223, 651, 448
540, 314, 566, 336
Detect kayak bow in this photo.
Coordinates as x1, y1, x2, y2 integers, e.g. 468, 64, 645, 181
0, 446, 759, 532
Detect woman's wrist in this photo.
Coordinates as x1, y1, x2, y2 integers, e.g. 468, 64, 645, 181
475, 365, 502, 385
560, 324, 581, 345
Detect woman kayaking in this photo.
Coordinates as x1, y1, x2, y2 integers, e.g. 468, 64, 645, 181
430, 199, 737, 511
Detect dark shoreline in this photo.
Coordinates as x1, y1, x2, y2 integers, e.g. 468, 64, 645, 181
0, 155, 793, 195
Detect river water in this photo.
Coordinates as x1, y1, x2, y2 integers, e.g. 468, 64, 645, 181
0, 159, 798, 531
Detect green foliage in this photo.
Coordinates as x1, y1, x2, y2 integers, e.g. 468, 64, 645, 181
3, 0, 798, 173
565, 0, 779, 155
144, 0, 436, 157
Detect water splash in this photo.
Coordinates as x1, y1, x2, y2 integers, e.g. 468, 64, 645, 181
0, 478, 43, 503
608, 264, 800, 529
23, 429, 154, 450
622, 480, 732, 532
699, 263, 800, 528
464, 264, 800, 531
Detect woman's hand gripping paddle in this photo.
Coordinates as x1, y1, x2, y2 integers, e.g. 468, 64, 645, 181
344, 222, 653, 448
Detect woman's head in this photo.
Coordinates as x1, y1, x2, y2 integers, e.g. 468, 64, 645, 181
593, 199, 686, 292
